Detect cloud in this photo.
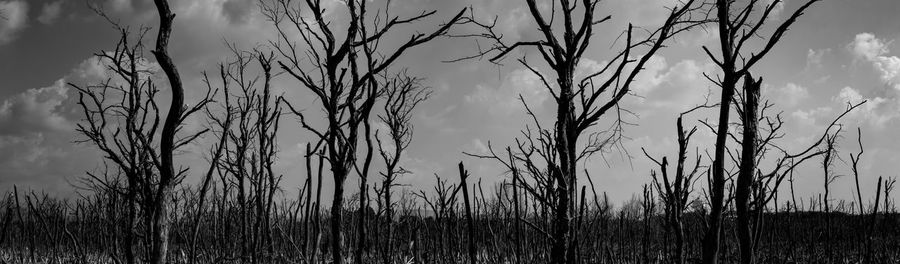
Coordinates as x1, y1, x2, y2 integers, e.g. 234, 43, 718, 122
466, 68, 550, 115
608, 0, 681, 27
0, 56, 110, 194
37, 1, 63, 25
109, 0, 133, 13
574, 55, 669, 96
0, 55, 117, 138
791, 106, 832, 128
851, 33, 888, 61
850, 33, 900, 90
625, 56, 669, 95
832, 86, 899, 128
766, 83, 810, 107
418, 104, 461, 134
0, 80, 73, 136
805, 48, 831, 70
221, 0, 256, 25
0, 0, 28, 45
640, 59, 717, 111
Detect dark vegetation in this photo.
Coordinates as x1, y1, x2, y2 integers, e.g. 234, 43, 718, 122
1, 0, 899, 263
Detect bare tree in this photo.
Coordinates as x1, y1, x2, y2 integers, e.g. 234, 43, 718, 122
196, 46, 280, 263
374, 72, 430, 264
465, 1, 702, 262
701, 1, 822, 263
721, 73, 863, 264
147, 0, 195, 262
261, 1, 465, 263
71, 1, 207, 262
642, 106, 709, 264
71, 28, 154, 264
850, 128, 865, 215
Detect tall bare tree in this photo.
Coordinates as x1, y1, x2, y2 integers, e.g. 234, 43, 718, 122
72, 4, 212, 261
199, 46, 281, 263
374, 72, 430, 264
466, 1, 702, 263
719, 73, 863, 264
642, 106, 709, 264
71, 27, 154, 264
261, 1, 465, 263
701, 1, 821, 263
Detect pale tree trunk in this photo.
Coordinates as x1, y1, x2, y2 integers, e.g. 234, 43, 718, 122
149, 186, 174, 264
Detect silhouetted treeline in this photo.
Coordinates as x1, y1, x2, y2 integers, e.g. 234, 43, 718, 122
1, 186, 899, 263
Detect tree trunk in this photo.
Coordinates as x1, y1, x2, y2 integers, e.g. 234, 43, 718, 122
736, 75, 760, 264
382, 179, 393, 264
458, 163, 478, 264
674, 216, 685, 264
331, 166, 348, 264
551, 69, 576, 264
150, 0, 183, 263
149, 186, 173, 264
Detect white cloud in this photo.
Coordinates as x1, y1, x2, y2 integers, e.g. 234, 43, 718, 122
641, 59, 717, 111
791, 106, 832, 128
0, 80, 72, 136
832, 86, 898, 128
806, 48, 830, 70
851, 33, 888, 61
37, 1, 62, 25
850, 33, 900, 90
0, 0, 28, 45
873, 56, 900, 88
575, 55, 669, 96
631, 56, 669, 95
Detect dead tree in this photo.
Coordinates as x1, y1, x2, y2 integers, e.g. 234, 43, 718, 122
261, 1, 465, 263
187, 53, 236, 264
642, 106, 709, 264
866, 176, 883, 262
885, 177, 897, 214
465, 1, 702, 263
72, 1, 209, 262
457, 162, 478, 264
721, 74, 864, 264
374, 72, 430, 264
701, 1, 822, 263
821, 129, 840, 215
850, 128, 865, 215
734, 74, 762, 264
195, 46, 280, 263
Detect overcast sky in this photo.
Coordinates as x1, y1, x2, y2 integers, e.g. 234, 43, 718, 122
1, 0, 899, 207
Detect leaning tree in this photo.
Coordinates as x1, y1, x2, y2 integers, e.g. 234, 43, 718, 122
73, 1, 206, 263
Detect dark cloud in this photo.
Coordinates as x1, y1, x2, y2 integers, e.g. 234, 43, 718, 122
222, 0, 255, 25
0, 80, 73, 136
0, 56, 107, 195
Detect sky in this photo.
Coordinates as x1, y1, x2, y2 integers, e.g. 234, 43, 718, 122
1, 0, 899, 209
